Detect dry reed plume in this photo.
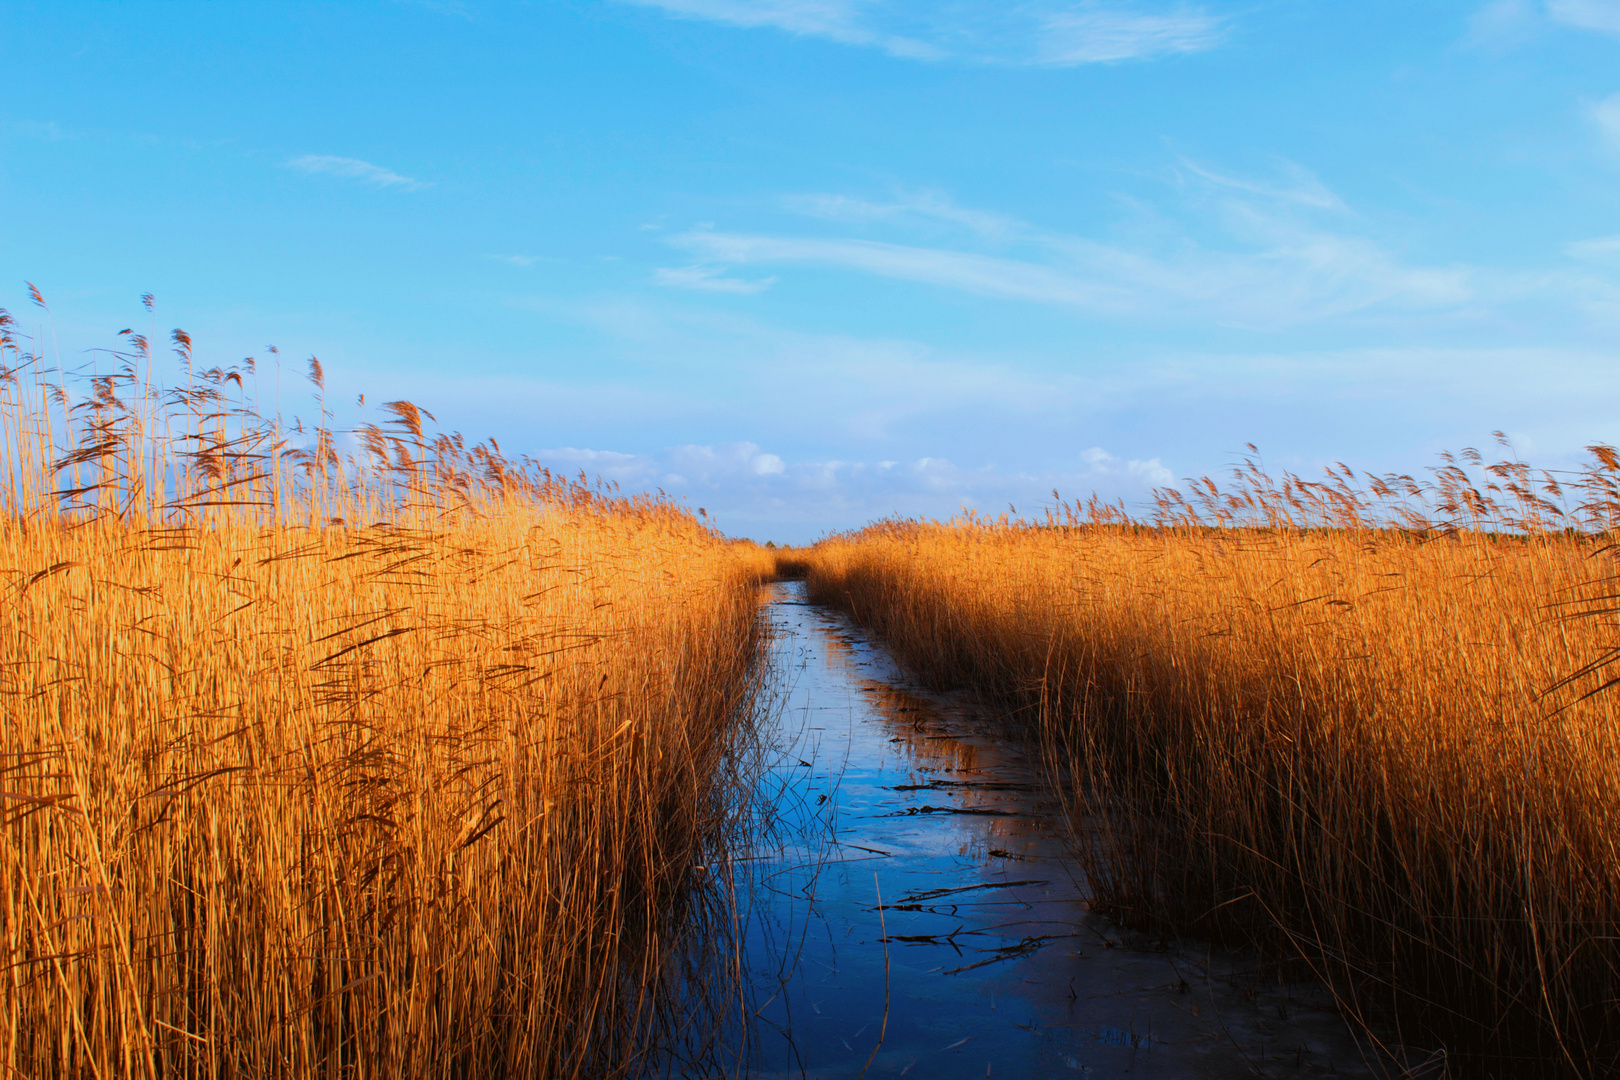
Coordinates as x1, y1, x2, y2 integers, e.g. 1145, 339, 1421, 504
0, 296, 774, 1078
793, 442, 1620, 1078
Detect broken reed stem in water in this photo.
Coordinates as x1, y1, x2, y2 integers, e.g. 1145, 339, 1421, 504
791, 444, 1620, 1078
0, 299, 775, 1078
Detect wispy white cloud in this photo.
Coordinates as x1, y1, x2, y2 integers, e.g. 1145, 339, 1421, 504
673, 231, 1141, 307
654, 263, 778, 293
673, 441, 787, 478
1034, 6, 1225, 64
1080, 445, 1175, 485
1547, 0, 1620, 34
623, 0, 942, 58
670, 164, 1474, 328
1173, 157, 1348, 212
361, 297, 1620, 540
782, 188, 1023, 239
625, 0, 856, 37
1567, 234, 1620, 260
285, 155, 427, 189
1466, 0, 1620, 48
550, 296, 1095, 441
1462, 0, 1620, 49
1590, 93, 1620, 155
537, 438, 1175, 537
621, 1, 1225, 65
543, 441, 786, 488
1461, 0, 1539, 50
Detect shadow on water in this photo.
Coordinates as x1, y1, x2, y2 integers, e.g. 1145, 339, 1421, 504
681, 581, 1389, 1079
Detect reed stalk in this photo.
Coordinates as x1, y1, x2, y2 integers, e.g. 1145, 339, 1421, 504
0, 299, 774, 1078
791, 444, 1620, 1077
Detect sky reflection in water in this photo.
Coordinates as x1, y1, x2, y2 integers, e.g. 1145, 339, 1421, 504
726, 582, 1377, 1079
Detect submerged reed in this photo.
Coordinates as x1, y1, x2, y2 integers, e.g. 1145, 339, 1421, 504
0, 297, 773, 1078
794, 443, 1620, 1078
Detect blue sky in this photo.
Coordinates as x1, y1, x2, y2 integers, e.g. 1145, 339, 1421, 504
4, 0, 1620, 542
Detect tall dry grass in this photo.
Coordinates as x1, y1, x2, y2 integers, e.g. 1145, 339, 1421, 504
794, 444, 1620, 1077
0, 297, 773, 1078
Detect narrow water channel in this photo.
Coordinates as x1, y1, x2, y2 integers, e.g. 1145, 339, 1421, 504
727, 581, 1379, 1079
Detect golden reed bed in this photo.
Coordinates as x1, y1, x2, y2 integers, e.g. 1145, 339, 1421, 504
0, 305, 772, 1078
794, 447, 1620, 1077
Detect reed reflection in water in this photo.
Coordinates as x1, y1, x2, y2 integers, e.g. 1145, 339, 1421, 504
722, 581, 1379, 1080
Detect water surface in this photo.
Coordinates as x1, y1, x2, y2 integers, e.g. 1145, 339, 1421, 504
726, 582, 1378, 1079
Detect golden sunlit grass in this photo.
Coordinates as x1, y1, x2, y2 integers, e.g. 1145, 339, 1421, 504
793, 445, 1620, 1076
0, 299, 773, 1078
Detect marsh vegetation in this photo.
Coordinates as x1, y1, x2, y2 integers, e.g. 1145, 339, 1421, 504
792, 445, 1620, 1077
6, 295, 1620, 1079
0, 299, 772, 1078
